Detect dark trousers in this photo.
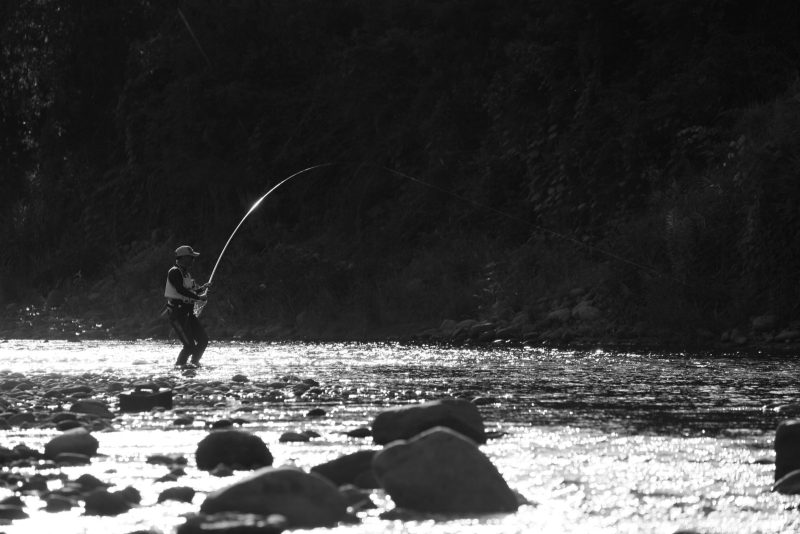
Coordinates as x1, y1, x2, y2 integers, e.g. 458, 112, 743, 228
169, 309, 208, 365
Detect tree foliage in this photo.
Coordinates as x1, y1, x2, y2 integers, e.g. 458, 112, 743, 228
2, 0, 800, 330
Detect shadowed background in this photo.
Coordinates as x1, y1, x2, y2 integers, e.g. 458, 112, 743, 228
2, 1, 800, 341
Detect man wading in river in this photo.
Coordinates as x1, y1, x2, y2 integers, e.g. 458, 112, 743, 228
164, 245, 210, 367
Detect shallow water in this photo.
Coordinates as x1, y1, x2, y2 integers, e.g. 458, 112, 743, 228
0, 339, 797, 533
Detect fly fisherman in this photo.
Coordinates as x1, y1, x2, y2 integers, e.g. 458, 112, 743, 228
164, 245, 210, 367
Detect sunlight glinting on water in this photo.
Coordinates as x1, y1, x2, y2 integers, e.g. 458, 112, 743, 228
0, 339, 799, 533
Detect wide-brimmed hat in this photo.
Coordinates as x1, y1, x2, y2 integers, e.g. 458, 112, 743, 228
175, 245, 200, 258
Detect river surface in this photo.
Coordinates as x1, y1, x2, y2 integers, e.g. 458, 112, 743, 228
0, 339, 797, 533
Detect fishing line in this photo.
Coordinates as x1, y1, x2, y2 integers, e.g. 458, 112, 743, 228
177, 7, 212, 68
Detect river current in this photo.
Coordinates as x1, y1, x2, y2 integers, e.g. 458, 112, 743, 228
0, 339, 797, 533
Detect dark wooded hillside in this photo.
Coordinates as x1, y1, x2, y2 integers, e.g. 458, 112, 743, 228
2, 1, 800, 343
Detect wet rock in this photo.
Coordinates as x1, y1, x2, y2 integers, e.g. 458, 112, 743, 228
292, 384, 311, 397
7, 412, 35, 427
345, 427, 371, 438
173, 415, 194, 426
263, 390, 285, 403
44, 495, 75, 512
12, 380, 33, 391
177, 512, 287, 534
774, 403, 800, 416
0, 445, 16, 464
472, 396, 500, 406
44, 427, 99, 460
84, 488, 133, 516
372, 398, 486, 445
211, 464, 234, 477
200, 467, 347, 528
485, 430, 508, 440
775, 420, 800, 480
195, 430, 273, 471
0, 443, 41, 464
311, 450, 379, 488
210, 419, 234, 429
231, 417, 253, 426
306, 408, 326, 417
61, 385, 93, 396
51, 412, 78, 423
75, 473, 109, 491
117, 485, 142, 504
231, 374, 249, 383
56, 419, 84, 431
1, 496, 24, 507
158, 486, 196, 503
70, 399, 114, 418
19, 474, 48, 492
772, 468, 800, 494
0, 503, 28, 520
106, 382, 125, 393
55, 452, 92, 465
147, 453, 187, 466
279, 431, 310, 443
372, 426, 519, 514
0, 380, 20, 391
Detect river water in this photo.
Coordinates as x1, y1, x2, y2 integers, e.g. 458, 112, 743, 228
0, 339, 797, 533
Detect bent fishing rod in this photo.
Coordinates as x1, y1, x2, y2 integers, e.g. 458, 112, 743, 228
195, 161, 696, 316
193, 163, 334, 316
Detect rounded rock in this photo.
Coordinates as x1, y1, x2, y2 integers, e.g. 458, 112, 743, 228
200, 467, 347, 528
195, 430, 273, 471
158, 486, 195, 503
373, 426, 519, 514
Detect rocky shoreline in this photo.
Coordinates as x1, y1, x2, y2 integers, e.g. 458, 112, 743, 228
4, 290, 800, 355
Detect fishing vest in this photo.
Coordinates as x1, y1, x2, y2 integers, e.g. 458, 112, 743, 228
164, 267, 197, 302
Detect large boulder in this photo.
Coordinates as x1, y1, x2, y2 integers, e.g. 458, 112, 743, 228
775, 420, 800, 480
44, 427, 99, 460
84, 489, 133, 516
158, 486, 196, 503
200, 467, 347, 528
195, 430, 273, 471
372, 426, 519, 515
70, 399, 114, 419
310, 450, 379, 488
371, 399, 485, 445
